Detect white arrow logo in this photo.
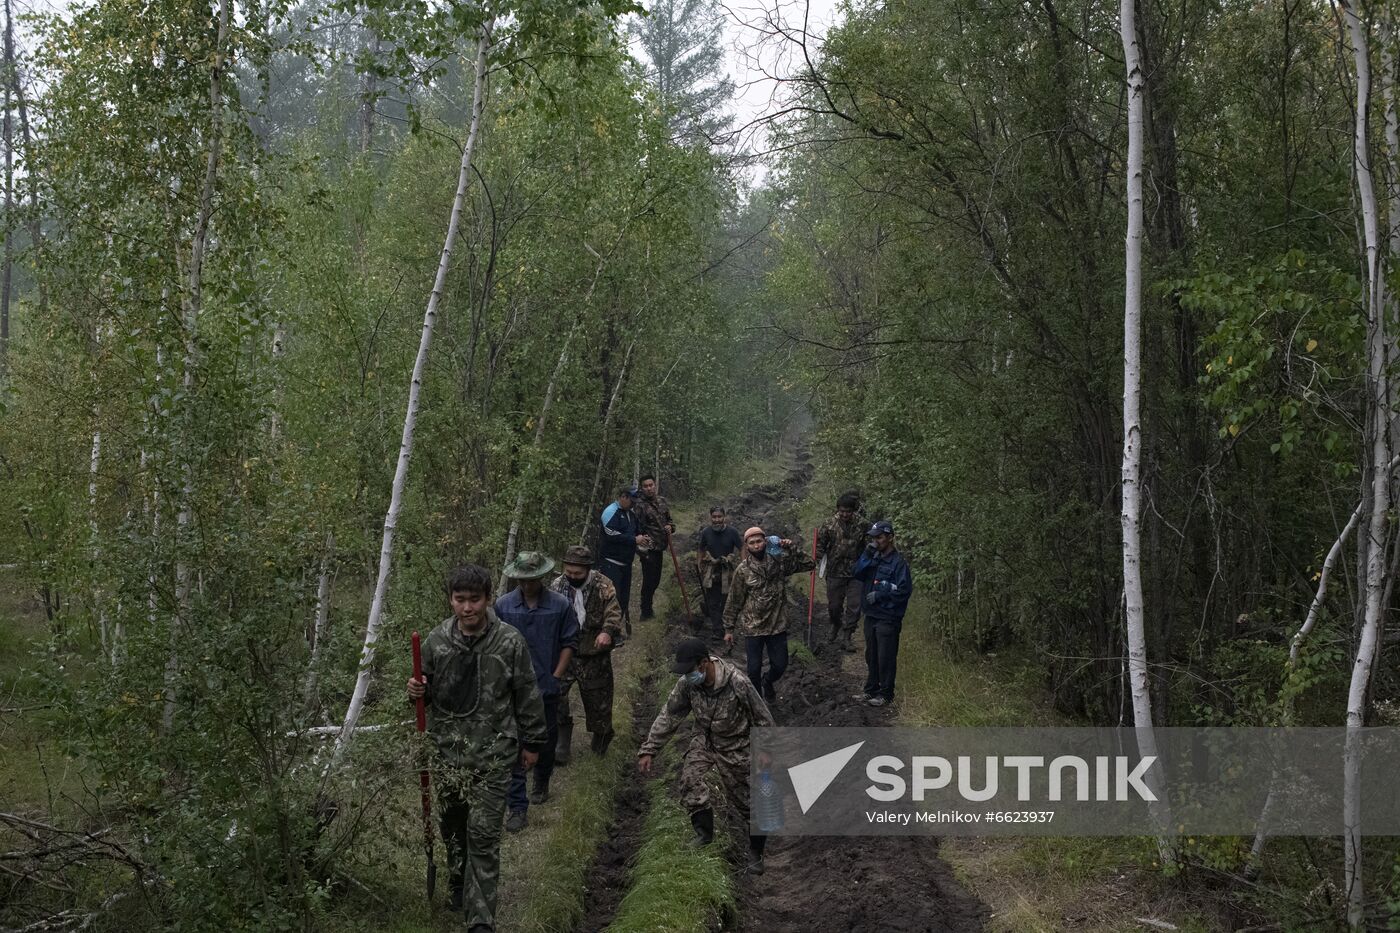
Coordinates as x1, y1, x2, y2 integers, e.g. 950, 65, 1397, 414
787, 741, 865, 814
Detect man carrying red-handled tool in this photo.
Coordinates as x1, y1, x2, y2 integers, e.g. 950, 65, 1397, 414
815, 491, 867, 653
407, 564, 547, 932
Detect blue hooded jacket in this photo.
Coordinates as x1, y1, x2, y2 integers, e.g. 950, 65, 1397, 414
599, 501, 641, 565
852, 546, 913, 622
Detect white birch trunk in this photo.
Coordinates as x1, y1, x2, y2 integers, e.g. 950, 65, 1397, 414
165, 0, 232, 732
633, 430, 640, 488
1340, 5, 1392, 925
333, 27, 492, 761
88, 416, 104, 657
1119, 0, 1173, 866
1380, 28, 1400, 456
269, 321, 287, 442
302, 532, 335, 710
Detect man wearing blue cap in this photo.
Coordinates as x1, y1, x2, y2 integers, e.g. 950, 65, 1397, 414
851, 520, 912, 707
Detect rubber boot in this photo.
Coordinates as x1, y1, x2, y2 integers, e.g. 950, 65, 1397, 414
688, 808, 715, 848
827, 623, 841, 645
840, 630, 856, 653
554, 720, 574, 766
529, 778, 550, 805
590, 729, 614, 756
747, 834, 767, 874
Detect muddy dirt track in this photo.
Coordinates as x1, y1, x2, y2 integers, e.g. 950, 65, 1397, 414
581, 451, 987, 932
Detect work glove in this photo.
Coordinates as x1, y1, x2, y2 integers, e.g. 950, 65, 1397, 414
864, 543, 878, 557
865, 581, 893, 605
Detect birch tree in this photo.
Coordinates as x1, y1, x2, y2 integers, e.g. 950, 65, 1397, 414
334, 24, 493, 758
1119, 0, 1173, 866
1338, 3, 1392, 925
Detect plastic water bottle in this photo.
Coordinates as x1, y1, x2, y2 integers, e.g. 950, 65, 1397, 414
765, 535, 785, 557
756, 769, 784, 832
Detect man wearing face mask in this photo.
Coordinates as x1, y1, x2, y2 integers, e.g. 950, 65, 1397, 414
548, 546, 624, 764
637, 637, 776, 874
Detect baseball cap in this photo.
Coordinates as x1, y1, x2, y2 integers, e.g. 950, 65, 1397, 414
867, 520, 894, 536
670, 637, 710, 673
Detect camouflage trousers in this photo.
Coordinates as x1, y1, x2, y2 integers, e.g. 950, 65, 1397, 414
826, 575, 864, 635
437, 765, 510, 929
677, 739, 751, 830
557, 653, 615, 736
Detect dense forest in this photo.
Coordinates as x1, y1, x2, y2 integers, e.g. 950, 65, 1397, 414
3, 0, 1400, 928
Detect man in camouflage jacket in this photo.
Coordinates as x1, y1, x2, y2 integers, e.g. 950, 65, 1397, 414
407, 564, 546, 933
634, 474, 675, 620
815, 491, 866, 652
723, 526, 816, 702
549, 545, 625, 761
637, 637, 775, 874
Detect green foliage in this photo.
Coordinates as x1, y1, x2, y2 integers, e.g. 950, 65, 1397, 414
0, 0, 779, 924
1173, 251, 1363, 462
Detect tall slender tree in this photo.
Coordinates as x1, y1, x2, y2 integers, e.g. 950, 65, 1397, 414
632, 0, 734, 146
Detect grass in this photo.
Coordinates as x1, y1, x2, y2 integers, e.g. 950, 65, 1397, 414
495, 602, 667, 933
607, 753, 735, 933
893, 599, 1066, 729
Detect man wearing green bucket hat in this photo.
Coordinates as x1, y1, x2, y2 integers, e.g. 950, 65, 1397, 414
496, 550, 579, 831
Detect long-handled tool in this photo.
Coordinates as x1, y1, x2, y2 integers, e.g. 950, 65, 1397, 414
411, 631, 437, 900
666, 531, 695, 628
806, 528, 818, 649
694, 550, 708, 632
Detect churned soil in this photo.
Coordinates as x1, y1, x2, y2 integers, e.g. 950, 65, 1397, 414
582, 450, 987, 932
733, 634, 989, 933
575, 666, 658, 933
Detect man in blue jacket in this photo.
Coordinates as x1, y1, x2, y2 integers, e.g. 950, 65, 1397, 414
496, 550, 580, 831
851, 520, 913, 708
599, 486, 651, 629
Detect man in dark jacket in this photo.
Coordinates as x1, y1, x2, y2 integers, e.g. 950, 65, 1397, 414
815, 491, 866, 653
598, 486, 651, 629
851, 521, 913, 708
495, 551, 579, 830
696, 506, 742, 638
635, 474, 675, 621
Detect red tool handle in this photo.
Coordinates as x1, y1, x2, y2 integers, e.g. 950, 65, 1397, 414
667, 531, 695, 627
412, 631, 427, 733
410, 631, 437, 896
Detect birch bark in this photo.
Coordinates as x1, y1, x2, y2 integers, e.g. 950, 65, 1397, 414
334, 26, 492, 760
164, 0, 232, 732
1339, 4, 1392, 924
1119, 0, 1173, 866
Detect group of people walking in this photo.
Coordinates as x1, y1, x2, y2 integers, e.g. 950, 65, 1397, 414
404, 483, 913, 932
